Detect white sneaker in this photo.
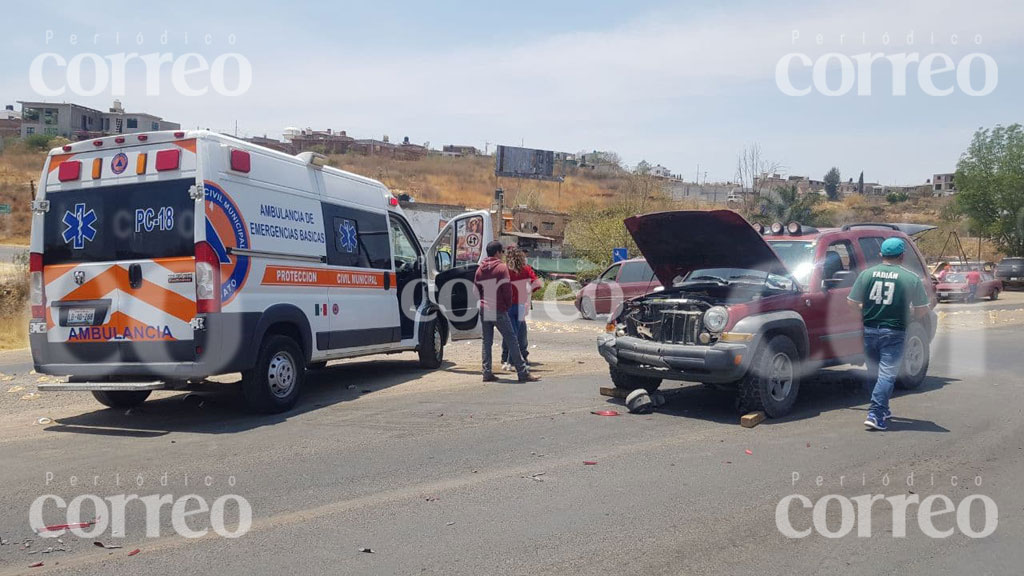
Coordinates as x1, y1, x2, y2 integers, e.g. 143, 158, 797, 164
501, 362, 512, 372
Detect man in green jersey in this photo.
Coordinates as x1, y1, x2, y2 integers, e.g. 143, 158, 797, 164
847, 238, 930, 431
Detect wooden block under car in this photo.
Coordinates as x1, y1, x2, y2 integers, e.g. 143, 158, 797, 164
740, 411, 766, 428
599, 387, 629, 399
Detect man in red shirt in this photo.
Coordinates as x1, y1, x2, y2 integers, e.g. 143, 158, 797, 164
966, 269, 982, 303
474, 241, 539, 383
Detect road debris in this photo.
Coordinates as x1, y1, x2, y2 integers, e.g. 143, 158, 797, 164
94, 541, 123, 549
598, 387, 628, 399
740, 411, 766, 428
446, 521, 455, 526
591, 410, 620, 416
127, 548, 141, 556
38, 520, 95, 533
359, 547, 374, 553
36, 417, 52, 425
744, 449, 753, 456
524, 472, 546, 482
29, 561, 44, 568
583, 461, 598, 466
7, 385, 24, 393
625, 389, 654, 414
21, 392, 39, 401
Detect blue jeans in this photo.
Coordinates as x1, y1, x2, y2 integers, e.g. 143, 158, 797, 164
863, 327, 906, 416
500, 306, 528, 363
968, 284, 979, 302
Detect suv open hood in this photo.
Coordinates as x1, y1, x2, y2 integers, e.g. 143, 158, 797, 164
624, 210, 790, 286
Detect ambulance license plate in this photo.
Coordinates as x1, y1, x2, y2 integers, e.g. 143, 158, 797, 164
66, 308, 95, 326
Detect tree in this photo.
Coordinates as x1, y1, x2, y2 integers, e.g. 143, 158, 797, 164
857, 171, 864, 194
564, 171, 670, 266
955, 124, 1024, 255
747, 185, 825, 227
824, 167, 841, 201
735, 143, 781, 197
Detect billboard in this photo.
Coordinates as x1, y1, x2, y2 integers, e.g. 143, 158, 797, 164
494, 145, 563, 182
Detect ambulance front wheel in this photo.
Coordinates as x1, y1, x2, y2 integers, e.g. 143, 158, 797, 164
92, 390, 152, 409
418, 319, 445, 369
241, 334, 304, 413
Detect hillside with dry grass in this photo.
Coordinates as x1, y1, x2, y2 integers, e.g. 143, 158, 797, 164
0, 145, 42, 244
329, 153, 628, 213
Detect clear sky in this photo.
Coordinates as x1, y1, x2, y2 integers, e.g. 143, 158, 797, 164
2, 0, 1021, 185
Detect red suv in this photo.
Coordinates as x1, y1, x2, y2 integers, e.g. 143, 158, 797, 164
598, 210, 938, 418
575, 258, 660, 320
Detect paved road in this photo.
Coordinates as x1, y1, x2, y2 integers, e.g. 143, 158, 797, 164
0, 320, 1021, 575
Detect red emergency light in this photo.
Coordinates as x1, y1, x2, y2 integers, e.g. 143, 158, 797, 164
230, 149, 251, 173
57, 161, 81, 182
137, 134, 148, 142
155, 149, 181, 171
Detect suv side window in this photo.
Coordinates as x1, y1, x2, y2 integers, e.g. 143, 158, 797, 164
618, 261, 654, 283
900, 247, 927, 277
600, 264, 621, 282
823, 240, 857, 280
858, 237, 885, 266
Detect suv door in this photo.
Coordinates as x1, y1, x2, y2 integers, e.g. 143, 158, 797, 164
426, 210, 493, 340
805, 239, 863, 361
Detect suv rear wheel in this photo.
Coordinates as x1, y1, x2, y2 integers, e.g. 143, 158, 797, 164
737, 334, 801, 418
896, 322, 930, 390
241, 334, 304, 413
609, 365, 662, 392
92, 390, 151, 409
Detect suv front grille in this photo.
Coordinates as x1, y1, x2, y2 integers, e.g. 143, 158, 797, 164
625, 308, 704, 344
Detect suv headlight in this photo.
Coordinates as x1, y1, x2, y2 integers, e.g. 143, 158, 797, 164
703, 306, 729, 333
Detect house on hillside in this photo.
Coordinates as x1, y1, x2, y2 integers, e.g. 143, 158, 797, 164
18, 99, 178, 140
933, 173, 956, 196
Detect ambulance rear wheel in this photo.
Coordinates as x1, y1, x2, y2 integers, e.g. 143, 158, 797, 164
418, 320, 445, 369
92, 390, 151, 409
241, 335, 304, 413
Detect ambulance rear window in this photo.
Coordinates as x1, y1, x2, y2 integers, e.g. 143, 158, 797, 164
42, 178, 196, 265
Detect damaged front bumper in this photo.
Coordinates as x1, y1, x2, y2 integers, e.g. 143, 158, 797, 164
597, 334, 751, 384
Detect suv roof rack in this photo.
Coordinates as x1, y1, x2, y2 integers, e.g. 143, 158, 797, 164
840, 223, 899, 231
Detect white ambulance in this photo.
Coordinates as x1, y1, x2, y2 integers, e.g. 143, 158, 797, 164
30, 130, 492, 413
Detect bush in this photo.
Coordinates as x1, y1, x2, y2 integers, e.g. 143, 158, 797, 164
886, 191, 909, 204
23, 134, 54, 150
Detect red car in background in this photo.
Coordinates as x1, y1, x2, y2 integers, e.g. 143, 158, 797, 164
575, 258, 660, 319
936, 271, 1003, 302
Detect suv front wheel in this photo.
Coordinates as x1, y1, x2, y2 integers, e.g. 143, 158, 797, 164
737, 334, 801, 418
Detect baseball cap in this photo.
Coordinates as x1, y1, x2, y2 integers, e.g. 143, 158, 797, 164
880, 237, 906, 257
